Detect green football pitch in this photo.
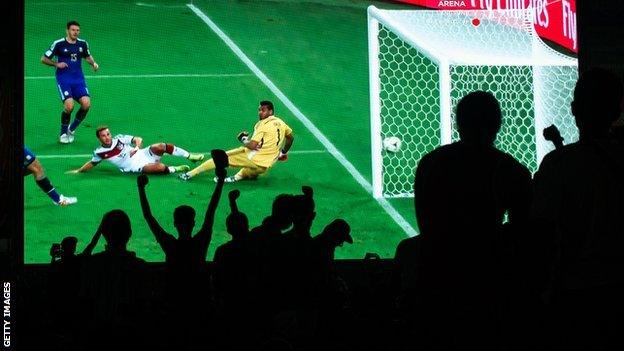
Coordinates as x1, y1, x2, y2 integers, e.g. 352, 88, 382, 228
24, 0, 420, 262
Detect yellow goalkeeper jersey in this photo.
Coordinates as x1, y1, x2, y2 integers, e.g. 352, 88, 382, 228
248, 115, 293, 168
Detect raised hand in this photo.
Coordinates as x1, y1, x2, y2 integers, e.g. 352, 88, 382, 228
278, 149, 288, 161
237, 131, 249, 143
543, 124, 564, 149
211, 149, 228, 170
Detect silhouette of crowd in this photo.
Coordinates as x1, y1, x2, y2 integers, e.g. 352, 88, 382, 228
27, 68, 623, 350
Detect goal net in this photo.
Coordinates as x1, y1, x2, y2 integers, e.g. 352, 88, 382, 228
368, 6, 578, 198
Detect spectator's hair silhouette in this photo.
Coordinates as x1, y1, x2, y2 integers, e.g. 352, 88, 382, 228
173, 205, 195, 239
60, 236, 78, 257
226, 189, 249, 237
271, 193, 295, 231
100, 209, 132, 249
226, 212, 249, 237
456, 90, 502, 146
286, 186, 316, 239
317, 218, 352, 247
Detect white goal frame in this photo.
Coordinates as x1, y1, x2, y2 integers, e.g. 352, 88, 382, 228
368, 5, 578, 198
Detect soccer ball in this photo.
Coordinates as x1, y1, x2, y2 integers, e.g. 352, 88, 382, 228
382, 136, 402, 152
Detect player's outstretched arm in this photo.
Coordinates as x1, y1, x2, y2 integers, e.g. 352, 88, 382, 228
66, 160, 96, 174
137, 175, 169, 246
197, 150, 228, 244
81, 222, 103, 256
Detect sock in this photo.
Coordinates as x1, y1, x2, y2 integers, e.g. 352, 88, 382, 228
61, 111, 71, 134
69, 109, 88, 132
36, 177, 61, 203
167, 166, 176, 174
165, 144, 190, 158
187, 159, 215, 177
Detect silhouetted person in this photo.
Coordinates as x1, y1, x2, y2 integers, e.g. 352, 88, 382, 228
137, 149, 228, 349
281, 186, 316, 305
413, 91, 532, 350
283, 186, 315, 241
392, 235, 421, 322
78, 210, 147, 350
532, 68, 624, 350
213, 189, 252, 308
212, 189, 258, 350
250, 192, 295, 303
137, 149, 227, 272
310, 219, 353, 309
310, 218, 353, 348
48, 228, 102, 345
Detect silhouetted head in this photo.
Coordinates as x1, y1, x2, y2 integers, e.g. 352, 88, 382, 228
60, 236, 78, 257
319, 218, 352, 247
572, 68, 623, 138
456, 91, 502, 147
291, 186, 316, 232
100, 209, 132, 250
271, 194, 294, 230
226, 211, 249, 238
173, 205, 196, 239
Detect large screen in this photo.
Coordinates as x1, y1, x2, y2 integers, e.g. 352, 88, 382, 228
24, 0, 422, 262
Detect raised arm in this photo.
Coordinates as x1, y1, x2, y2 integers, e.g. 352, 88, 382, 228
228, 189, 241, 213
196, 150, 228, 243
137, 174, 170, 247
80, 222, 103, 256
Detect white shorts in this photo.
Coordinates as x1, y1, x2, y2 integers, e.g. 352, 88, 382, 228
119, 148, 161, 173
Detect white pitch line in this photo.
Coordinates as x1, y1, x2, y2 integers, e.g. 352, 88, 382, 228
36, 149, 326, 159
25, 73, 252, 80
135, 2, 187, 8
187, 3, 417, 237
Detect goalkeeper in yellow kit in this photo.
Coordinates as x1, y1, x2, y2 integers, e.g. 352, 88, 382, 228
179, 100, 294, 183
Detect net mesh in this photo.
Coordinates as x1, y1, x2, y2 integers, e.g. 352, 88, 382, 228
370, 8, 578, 198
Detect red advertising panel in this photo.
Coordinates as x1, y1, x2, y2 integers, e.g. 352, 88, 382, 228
394, 0, 577, 53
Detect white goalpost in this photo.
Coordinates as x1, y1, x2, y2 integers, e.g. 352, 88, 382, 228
368, 6, 578, 198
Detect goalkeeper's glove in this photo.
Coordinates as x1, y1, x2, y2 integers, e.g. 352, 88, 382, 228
237, 131, 249, 144
278, 149, 288, 161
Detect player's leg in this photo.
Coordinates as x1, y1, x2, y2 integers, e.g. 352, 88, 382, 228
24, 148, 76, 206
59, 95, 75, 144
230, 165, 267, 182
67, 88, 91, 140
141, 163, 189, 174
149, 143, 204, 162
134, 148, 189, 174
181, 147, 247, 180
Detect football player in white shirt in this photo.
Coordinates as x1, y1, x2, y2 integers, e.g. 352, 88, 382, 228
67, 125, 204, 174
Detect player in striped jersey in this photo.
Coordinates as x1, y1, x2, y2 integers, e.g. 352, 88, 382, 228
41, 21, 99, 144
67, 126, 204, 175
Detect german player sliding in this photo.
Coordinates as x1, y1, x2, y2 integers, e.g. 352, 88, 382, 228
67, 125, 204, 175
